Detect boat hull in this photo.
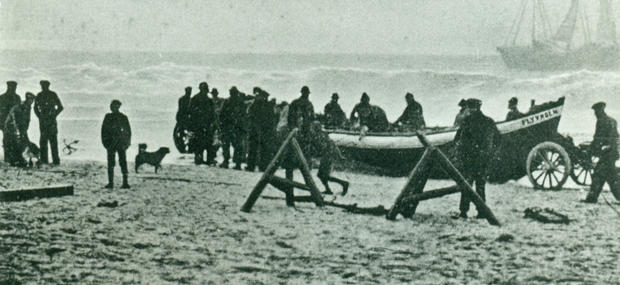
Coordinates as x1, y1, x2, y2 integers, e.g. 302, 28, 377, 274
328, 99, 565, 183
497, 45, 620, 71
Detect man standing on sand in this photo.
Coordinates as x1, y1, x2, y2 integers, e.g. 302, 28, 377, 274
583, 102, 620, 203
4, 93, 35, 167
188, 82, 217, 165
176, 87, 192, 129
219, 86, 246, 170
34, 80, 63, 165
453, 98, 499, 219
0, 81, 22, 162
101, 100, 131, 189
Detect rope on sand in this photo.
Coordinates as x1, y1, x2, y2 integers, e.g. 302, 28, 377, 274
137, 175, 241, 186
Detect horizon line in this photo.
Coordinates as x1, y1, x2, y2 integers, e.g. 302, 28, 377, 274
0, 48, 500, 57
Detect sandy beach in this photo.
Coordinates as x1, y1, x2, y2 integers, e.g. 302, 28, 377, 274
1, 159, 619, 284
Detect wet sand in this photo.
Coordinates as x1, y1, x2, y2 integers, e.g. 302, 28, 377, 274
1, 160, 619, 284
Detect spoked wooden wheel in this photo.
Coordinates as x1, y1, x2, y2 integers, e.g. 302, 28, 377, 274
173, 123, 192, 154
570, 156, 598, 186
526, 142, 571, 190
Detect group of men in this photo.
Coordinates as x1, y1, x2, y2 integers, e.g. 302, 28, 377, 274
176, 83, 313, 172
324, 91, 426, 132
0, 80, 63, 167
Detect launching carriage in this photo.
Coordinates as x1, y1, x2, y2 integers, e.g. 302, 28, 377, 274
326, 97, 596, 190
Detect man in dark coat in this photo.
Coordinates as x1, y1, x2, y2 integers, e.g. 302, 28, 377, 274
101, 100, 131, 189
394, 92, 425, 131
0, 81, 22, 162
188, 82, 217, 165
454, 98, 500, 219
219, 86, 246, 170
246, 90, 277, 172
350, 92, 372, 129
323, 93, 346, 129
176, 87, 192, 128
506, 97, 525, 121
3, 93, 34, 167
584, 102, 620, 203
34, 80, 63, 165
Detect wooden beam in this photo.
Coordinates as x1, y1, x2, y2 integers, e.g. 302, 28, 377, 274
241, 128, 298, 212
0, 185, 74, 202
400, 185, 459, 205
268, 176, 311, 191
386, 148, 433, 220
433, 146, 501, 227
290, 137, 324, 207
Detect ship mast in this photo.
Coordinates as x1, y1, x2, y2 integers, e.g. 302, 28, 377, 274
597, 0, 617, 46
552, 0, 580, 50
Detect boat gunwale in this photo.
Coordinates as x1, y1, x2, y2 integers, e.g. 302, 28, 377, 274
326, 98, 565, 138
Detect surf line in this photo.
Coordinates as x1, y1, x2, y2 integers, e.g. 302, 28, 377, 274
520, 107, 561, 127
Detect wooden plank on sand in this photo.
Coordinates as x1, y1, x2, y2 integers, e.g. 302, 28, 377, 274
0, 185, 74, 202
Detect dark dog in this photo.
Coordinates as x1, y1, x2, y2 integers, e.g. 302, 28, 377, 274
22, 141, 40, 168
135, 144, 170, 173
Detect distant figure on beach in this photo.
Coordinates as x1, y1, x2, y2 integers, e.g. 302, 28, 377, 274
188, 82, 217, 165
583, 102, 620, 203
101, 100, 132, 189
394, 92, 425, 131
0, 81, 22, 162
4, 93, 35, 167
506, 97, 525, 121
219, 86, 246, 170
453, 98, 499, 219
246, 89, 277, 172
176, 87, 192, 128
34, 80, 63, 165
350, 93, 389, 132
453, 99, 469, 127
323, 93, 346, 129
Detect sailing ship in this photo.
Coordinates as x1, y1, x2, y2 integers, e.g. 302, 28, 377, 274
497, 0, 619, 70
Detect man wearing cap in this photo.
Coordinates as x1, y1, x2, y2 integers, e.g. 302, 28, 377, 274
323, 93, 346, 129
506, 97, 525, 121
4, 93, 35, 167
0, 81, 22, 162
176, 87, 192, 129
453, 98, 500, 219
101, 100, 131, 189
584, 102, 620, 203
453, 99, 469, 127
394, 92, 425, 131
350, 93, 372, 129
34, 80, 63, 165
188, 82, 217, 165
246, 89, 277, 172
219, 86, 246, 169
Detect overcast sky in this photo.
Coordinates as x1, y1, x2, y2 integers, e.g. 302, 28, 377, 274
0, 0, 610, 54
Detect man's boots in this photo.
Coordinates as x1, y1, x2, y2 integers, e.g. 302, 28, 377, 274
121, 175, 130, 189
105, 167, 114, 189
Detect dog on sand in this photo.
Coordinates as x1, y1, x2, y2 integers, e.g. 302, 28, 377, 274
22, 141, 40, 168
135, 143, 170, 173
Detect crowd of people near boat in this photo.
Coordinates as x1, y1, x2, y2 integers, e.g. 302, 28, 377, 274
175, 82, 433, 170
1, 78, 618, 217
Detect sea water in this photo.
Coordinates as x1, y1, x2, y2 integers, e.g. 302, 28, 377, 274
0, 50, 617, 164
